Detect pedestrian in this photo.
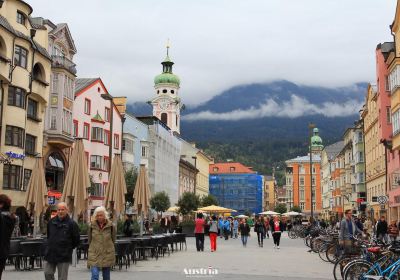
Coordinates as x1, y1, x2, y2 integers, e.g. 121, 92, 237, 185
233, 218, 239, 239
123, 215, 134, 237
254, 216, 266, 247
218, 217, 224, 238
230, 218, 234, 238
0, 194, 16, 280
388, 220, 399, 243
363, 217, 373, 239
339, 209, 364, 255
208, 215, 219, 252
194, 213, 205, 252
270, 216, 284, 249
354, 217, 364, 232
239, 218, 250, 247
88, 207, 115, 280
264, 217, 270, 239
376, 216, 389, 244
223, 218, 230, 240
44, 202, 80, 280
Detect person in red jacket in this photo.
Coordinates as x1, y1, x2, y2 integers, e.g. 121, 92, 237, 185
194, 213, 205, 252
270, 216, 284, 249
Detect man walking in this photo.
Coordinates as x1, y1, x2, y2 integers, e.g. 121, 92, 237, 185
339, 209, 363, 254
233, 218, 239, 239
44, 202, 80, 280
376, 216, 389, 244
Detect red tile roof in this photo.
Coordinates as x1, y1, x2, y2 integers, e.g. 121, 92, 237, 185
209, 162, 256, 174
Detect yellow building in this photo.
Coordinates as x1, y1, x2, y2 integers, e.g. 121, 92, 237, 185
194, 149, 213, 197
263, 175, 275, 211
0, 0, 51, 206
361, 84, 387, 219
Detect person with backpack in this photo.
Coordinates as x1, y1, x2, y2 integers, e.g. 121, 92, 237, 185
88, 206, 116, 280
44, 202, 80, 280
223, 218, 231, 240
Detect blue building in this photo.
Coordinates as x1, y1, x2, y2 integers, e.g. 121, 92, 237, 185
209, 162, 263, 215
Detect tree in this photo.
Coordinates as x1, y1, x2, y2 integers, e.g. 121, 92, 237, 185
150, 191, 171, 215
274, 203, 287, 214
290, 205, 302, 213
177, 192, 200, 216
200, 194, 218, 207
125, 167, 138, 205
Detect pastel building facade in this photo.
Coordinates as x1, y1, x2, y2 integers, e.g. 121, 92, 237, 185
73, 78, 123, 208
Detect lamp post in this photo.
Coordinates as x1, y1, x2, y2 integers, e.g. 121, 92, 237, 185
309, 123, 315, 223
101, 94, 114, 169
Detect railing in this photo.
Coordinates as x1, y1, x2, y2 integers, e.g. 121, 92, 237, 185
51, 55, 77, 75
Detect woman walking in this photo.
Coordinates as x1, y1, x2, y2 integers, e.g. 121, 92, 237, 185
208, 215, 219, 252
270, 216, 284, 249
195, 213, 205, 252
254, 216, 266, 247
239, 218, 250, 247
88, 207, 116, 280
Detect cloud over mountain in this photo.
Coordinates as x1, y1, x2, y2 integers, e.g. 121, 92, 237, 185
183, 95, 363, 121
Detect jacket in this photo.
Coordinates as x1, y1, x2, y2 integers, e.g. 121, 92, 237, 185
239, 223, 250, 236
270, 220, 284, 233
45, 215, 80, 264
209, 221, 218, 233
0, 211, 15, 259
376, 220, 388, 235
254, 221, 266, 233
339, 218, 362, 241
88, 220, 116, 268
223, 220, 231, 231
388, 224, 399, 236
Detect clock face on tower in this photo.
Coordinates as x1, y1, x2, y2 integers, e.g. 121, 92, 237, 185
159, 99, 170, 111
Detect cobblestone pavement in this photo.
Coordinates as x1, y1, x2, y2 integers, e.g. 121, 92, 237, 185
3, 234, 333, 280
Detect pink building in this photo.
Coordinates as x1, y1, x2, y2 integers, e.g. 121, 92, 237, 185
73, 78, 123, 209
377, 42, 400, 220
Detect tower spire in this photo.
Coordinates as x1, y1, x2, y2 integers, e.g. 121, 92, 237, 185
166, 38, 170, 57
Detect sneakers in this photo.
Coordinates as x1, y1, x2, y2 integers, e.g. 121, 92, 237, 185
277, 246, 280, 249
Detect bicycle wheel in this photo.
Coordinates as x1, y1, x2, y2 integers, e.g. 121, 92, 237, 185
318, 244, 330, 262
343, 260, 377, 280
288, 230, 297, 239
333, 256, 352, 280
326, 243, 340, 264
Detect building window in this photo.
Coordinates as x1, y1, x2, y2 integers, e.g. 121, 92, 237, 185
14, 45, 28, 68
161, 113, 168, 124
25, 134, 36, 155
299, 165, 305, 174
300, 189, 305, 200
83, 123, 90, 139
104, 130, 110, 146
84, 98, 91, 115
62, 110, 72, 134
103, 157, 110, 172
312, 202, 316, 211
357, 132, 363, 142
312, 176, 316, 186
230, 167, 236, 172
387, 107, 392, 124
91, 127, 103, 142
27, 99, 38, 119
23, 169, 32, 190
123, 139, 133, 153
299, 176, 305, 186
17, 11, 26, 25
90, 155, 102, 170
5, 125, 24, 148
393, 109, 400, 136
3, 165, 22, 190
141, 146, 147, 157
73, 120, 78, 137
114, 134, 119, 149
385, 75, 390, 92
105, 107, 110, 122
300, 202, 305, 210
8, 86, 25, 108
90, 183, 104, 197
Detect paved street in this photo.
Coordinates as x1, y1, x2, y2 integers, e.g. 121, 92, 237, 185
3, 234, 332, 280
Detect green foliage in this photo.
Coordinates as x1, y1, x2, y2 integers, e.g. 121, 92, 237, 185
150, 191, 171, 213
78, 222, 89, 235
290, 205, 302, 213
274, 203, 287, 214
200, 194, 218, 207
244, 210, 252, 217
179, 220, 195, 227
117, 219, 140, 234
152, 222, 162, 234
177, 192, 200, 216
125, 167, 138, 204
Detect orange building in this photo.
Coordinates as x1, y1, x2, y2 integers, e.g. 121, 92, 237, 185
285, 154, 322, 215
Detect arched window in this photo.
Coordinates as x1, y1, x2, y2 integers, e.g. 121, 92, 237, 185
161, 113, 168, 125
33, 63, 45, 82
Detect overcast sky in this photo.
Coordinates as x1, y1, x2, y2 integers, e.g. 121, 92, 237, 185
28, 0, 397, 106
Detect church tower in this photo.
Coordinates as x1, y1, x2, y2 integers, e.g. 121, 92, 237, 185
151, 44, 182, 134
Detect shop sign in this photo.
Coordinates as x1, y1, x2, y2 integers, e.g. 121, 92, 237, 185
48, 196, 55, 205
5, 151, 25, 160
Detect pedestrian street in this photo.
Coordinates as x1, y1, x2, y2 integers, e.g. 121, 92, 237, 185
3, 234, 332, 280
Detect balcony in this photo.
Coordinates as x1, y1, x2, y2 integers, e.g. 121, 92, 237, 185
51, 55, 77, 75
0, 54, 10, 82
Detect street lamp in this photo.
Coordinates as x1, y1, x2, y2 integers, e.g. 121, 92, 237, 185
309, 122, 316, 223
101, 94, 114, 169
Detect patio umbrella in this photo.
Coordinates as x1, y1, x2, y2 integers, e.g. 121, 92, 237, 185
259, 211, 279, 216
283, 211, 301, 216
197, 205, 237, 214
133, 164, 151, 236
236, 214, 248, 219
104, 155, 127, 220
61, 139, 89, 219
166, 206, 180, 213
24, 157, 47, 237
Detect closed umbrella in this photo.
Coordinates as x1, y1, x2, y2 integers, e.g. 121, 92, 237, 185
104, 155, 127, 220
24, 157, 47, 237
61, 139, 89, 219
133, 164, 151, 236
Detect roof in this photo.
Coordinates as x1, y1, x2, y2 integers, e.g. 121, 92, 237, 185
0, 15, 51, 60
75, 78, 99, 94
323, 141, 344, 160
210, 162, 256, 174
286, 154, 321, 163
179, 158, 199, 172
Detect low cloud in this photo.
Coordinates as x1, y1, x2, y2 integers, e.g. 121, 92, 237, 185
183, 95, 363, 121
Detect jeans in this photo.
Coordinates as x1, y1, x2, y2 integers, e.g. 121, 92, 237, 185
378, 233, 389, 244
44, 262, 70, 280
241, 235, 248, 246
233, 228, 238, 238
272, 232, 281, 246
91, 266, 111, 280
257, 232, 264, 245
195, 233, 205, 251
224, 229, 230, 240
